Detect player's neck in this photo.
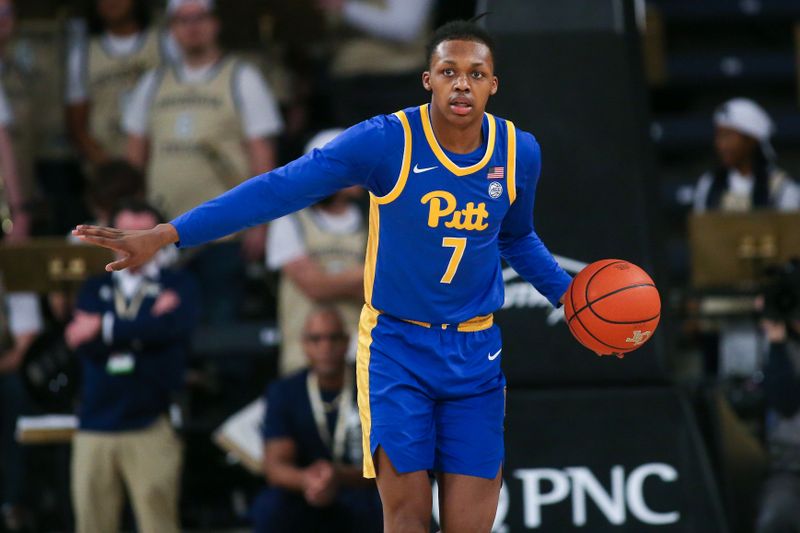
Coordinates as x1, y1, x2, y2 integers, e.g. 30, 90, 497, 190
429, 102, 483, 154
105, 20, 140, 38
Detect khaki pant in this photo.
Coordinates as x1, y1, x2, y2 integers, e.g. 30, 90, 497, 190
71, 416, 183, 533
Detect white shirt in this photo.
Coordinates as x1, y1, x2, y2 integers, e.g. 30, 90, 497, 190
112, 260, 160, 299
694, 169, 800, 212
6, 292, 43, 337
65, 29, 179, 105
102, 260, 162, 344
267, 206, 363, 271
343, 0, 433, 43
122, 60, 284, 140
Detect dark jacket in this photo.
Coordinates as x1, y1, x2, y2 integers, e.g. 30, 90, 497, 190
74, 268, 199, 431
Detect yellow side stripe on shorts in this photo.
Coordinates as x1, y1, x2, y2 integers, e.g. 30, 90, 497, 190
357, 304, 380, 479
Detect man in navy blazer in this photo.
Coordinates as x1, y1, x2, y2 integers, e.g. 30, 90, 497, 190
65, 200, 199, 533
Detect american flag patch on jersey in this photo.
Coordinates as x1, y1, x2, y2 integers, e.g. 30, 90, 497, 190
487, 166, 505, 180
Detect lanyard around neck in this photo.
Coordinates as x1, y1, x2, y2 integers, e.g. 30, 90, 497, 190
113, 278, 158, 320
306, 369, 353, 464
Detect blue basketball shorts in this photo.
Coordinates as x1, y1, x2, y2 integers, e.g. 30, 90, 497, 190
356, 304, 506, 480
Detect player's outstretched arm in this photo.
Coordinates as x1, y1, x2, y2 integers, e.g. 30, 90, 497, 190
72, 223, 178, 272
74, 117, 393, 271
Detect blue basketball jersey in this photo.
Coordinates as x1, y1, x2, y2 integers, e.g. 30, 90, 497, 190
366, 104, 516, 323
171, 104, 572, 324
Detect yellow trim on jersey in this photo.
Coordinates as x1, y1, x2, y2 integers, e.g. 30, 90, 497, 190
373, 111, 412, 205
506, 120, 518, 205
357, 304, 380, 479
402, 313, 494, 332
419, 103, 496, 177
363, 194, 380, 305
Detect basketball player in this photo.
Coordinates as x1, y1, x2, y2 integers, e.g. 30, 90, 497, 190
74, 20, 574, 532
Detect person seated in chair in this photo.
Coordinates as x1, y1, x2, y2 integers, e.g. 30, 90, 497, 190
251, 306, 382, 533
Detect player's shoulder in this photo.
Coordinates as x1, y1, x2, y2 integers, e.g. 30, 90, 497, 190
510, 124, 542, 168
362, 109, 409, 133
332, 110, 407, 152
507, 122, 540, 151
490, 112, 540, 154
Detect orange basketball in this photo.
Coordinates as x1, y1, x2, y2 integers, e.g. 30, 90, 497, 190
563, 259, 660, 356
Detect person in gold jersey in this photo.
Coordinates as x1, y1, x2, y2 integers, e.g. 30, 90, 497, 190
66, 0, 174, 167
124, 0, 283, 322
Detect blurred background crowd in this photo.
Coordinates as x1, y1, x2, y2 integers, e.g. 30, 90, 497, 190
0, 0, 799, 532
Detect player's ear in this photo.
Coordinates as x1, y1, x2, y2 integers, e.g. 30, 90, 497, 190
422, 71, 432, 92
490, 75, 498, 96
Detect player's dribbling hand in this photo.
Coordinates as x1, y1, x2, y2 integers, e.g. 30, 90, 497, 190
72, 223, 179, 272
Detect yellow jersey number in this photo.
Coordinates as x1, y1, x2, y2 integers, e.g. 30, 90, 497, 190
440, 237, 466, 284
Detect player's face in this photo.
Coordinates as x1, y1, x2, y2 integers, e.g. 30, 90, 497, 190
714, 126, 757, 169
0, 0, 15, 43
96, 0, 135, 27
170, 6, 218, 55
303, 312, 348, 380
423, 39, 498, 123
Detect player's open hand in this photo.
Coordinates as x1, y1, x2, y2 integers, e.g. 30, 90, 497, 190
72, 223, 179, 272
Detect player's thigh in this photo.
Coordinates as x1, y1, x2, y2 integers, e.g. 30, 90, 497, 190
366, 340, 438, 475
374, 446, 432, 532
434, 383, 505, 479
437, 467, 503, 533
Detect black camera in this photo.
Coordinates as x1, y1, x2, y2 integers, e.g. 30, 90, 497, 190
763, 258, 800, 323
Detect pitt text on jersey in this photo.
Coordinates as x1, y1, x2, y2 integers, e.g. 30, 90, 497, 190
421, 191, 490, 231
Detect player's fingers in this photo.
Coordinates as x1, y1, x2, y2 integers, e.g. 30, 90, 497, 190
75, 234, 125, 252
105, 256, 133, 272
74, 224, 118, 231
73, 226, 122, 239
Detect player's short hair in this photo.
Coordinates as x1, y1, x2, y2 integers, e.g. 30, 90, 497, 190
426, 19, 496, 67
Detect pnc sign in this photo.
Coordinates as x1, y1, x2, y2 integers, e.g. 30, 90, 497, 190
433, 463, 681, 531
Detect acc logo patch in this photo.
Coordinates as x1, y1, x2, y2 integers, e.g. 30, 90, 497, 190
488, 181, 503, 199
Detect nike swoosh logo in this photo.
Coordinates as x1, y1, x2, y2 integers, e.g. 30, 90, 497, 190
413, 164, 438, 174
488, 348, 502, 361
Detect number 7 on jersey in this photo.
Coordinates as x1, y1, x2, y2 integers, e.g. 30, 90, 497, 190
440, 237, 466, 284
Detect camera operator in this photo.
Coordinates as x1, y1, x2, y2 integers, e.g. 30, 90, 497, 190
756, 260, 800, 533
